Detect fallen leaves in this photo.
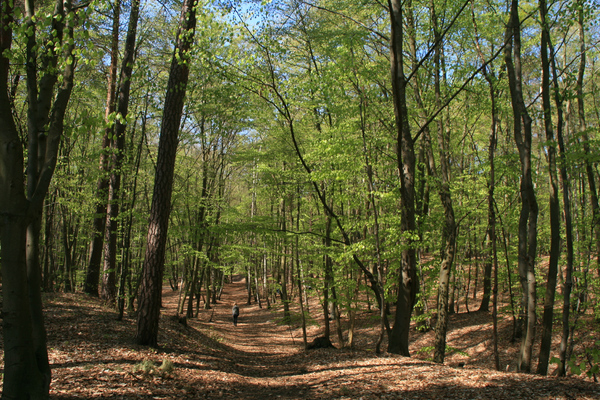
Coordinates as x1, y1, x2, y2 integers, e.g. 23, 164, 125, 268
1, 285, 597, 399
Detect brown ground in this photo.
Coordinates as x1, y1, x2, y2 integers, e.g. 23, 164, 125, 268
29, 276, 600, 399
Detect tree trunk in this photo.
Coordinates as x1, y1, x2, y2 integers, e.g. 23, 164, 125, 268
387, 0, 419, 356
295, 191, 308, 348
504, 0, 538, 372
471, 0, 501, 360
430, 1, 457, 364
559, 0, 584, 376
85, 0, 120, 296
0, 67, 48, 398
537, 0, 560, 375
280, 196, 291, 322
102, 0, 141, 304
1, 0, 78, 395
118, 116, 145, 320
135, 0, 197, 346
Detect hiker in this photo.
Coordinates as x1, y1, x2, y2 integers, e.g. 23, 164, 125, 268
232, 302, 239, 326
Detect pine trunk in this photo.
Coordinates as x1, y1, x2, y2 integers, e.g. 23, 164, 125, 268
135, 0, 197, 346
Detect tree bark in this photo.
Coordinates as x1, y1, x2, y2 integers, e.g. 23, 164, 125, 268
85, 0, 121, 296
537, 0, 560, 375
1, 12, 47, 392
504, 0, 538, 373
431, 0, 457, 364
559, 0, 584, 376
1, 0, 77, 395
387, 0, 419, 356
135, 0, 197, 346
471, 1, 501, 364
102, 0, 141, 304
470, 0, 499, 317
407, 0, 434, 332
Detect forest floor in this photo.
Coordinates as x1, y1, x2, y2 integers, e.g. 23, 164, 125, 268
5, 276, 600, 399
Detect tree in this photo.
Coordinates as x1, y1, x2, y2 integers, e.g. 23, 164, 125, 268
387, 0, 419, 356
101, 0, 142, 304
537, 0, 561, 375
503, 0, 538, 373
559, 0, 587, 377
135, 0, 198, 346
471, 0, 502, 369
1, 0, 82, 395
431, 0, 457, 364
85, 0, 120, 297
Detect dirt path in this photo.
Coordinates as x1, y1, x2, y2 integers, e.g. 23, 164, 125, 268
162, 276, 309, 382
159, 278, 600, 400
197, 275, 298, 356
40, 279, 600, 399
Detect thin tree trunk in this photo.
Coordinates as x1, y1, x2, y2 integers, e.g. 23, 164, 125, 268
537, 0, 560, 375
559, 0, 584, 376
354, 76, 389, 352
102, 0, 141, 304
85, 0, 120, 296
431, 1, 457, 364
118, 112, 145, 320
471, 2, 502, 367
43, 190, 57, 291
323, 213, 333, 339
504, 0, 538, 372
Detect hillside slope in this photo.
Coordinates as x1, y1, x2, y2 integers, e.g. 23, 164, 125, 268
10, 277, 599, 399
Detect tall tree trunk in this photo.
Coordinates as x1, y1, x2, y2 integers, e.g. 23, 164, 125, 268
407, 0, 435, 333
323, 213, 332, 339
1, 0, 77, 395
188, 157, 210, 317
43, 190, 57, 291
102, 0, 141, 304
1, 10, 47, 393
537, 0, 560, 375
118, 114, 145, 320
504, 0, 538, 373
432, 1, 457, 363
359, 100, 388, 353
471, 0, 501, 360
559, 0, 584, 376
135, 0, 197, 346
295, 189, 308, 349
26, 0, 76, 393
85, 0, 120, 296
387, 0, 419, 357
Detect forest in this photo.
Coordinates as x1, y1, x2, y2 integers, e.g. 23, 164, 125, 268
0, 0, 599, 398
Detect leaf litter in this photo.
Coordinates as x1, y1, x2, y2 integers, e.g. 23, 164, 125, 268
2, 278, 598, 399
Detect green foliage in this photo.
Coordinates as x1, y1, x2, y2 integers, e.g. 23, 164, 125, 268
132, 359, 176, 377
551, 342, 600, 379
417, 345, 470, 361
275, 310, 318, 328
6, 0, 597, 364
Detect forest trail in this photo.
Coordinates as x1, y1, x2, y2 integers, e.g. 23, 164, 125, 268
161, 275, 306, 380
33, 281, 600, 399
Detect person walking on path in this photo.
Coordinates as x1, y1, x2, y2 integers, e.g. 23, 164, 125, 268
232, 302, 239, 326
